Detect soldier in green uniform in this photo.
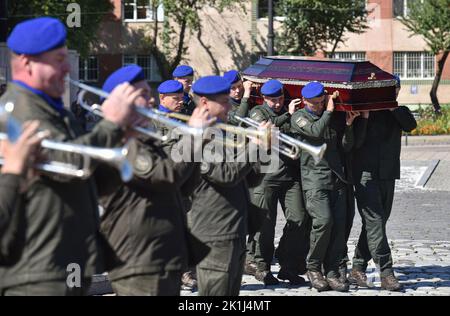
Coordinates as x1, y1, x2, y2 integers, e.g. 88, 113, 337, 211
246, 79, 309, 286
290, 81, 359, 292
349, 75, 416, 291
95, 66, 211, 296
0, 17, 137, 296
173, 65, 196, 115
188, 76, 267, 296
223, 70, 252, 126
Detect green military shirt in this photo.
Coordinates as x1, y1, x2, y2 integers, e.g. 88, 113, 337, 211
352, 106, 416, 181
248, 103, 299, 182
227, 97, 250, 126
0, 82, 124, 288
96, 136, 198, 281
290, 108, 354, 190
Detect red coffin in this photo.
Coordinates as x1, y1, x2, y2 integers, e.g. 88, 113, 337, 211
242, 56, 398, 111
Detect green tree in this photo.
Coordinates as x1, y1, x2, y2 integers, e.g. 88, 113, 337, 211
276, 0, 369, 56
6, 0, 113, 57
143, 0, 244, 79
399, 0, 450, 114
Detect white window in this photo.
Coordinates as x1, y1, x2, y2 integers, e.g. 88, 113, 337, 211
330, 52, 366, 61
393, 0, 422, 18
123, 54, 162, 82
123, 0, 164, 22
79, 56, 99, 82
393, 52, 435, 79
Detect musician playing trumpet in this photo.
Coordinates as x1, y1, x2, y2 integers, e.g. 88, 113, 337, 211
0, 17, 139, 296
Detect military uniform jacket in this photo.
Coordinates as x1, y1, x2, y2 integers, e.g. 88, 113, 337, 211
249, 103, 299, 182
227, 97, 250, 126
0, 83, 124, 288
291, 109, 354, 190
352, 106, 417, 181
180, 94, 196, 116
189, 146, 262, 242
96, 136, 198, 281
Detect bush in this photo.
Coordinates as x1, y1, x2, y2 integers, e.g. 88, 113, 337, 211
410, 105, 450, 136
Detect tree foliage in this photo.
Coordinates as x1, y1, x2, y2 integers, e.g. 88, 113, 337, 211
6, 0, 113, 57
399, 0, 450, 113
276, 0, 369, 56
143, 0, 244, 79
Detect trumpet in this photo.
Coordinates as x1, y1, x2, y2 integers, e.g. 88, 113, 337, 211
152, 109, 271, 148
0, 106, 137, 182
69, 79, 203, 140
232, 115, 327, 163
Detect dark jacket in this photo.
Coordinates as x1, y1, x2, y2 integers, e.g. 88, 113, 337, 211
352, 107, 417, 181
0, 82, 124, 288
189, 146, 262, 242
96, 136, 200, 281
291, 109, 354, 190
227, 97, 250, 126
249, 103, 300, 182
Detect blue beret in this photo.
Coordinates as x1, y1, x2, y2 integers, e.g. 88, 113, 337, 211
158, 80, 183, 94
223, 70, 241, 85
302, 81, 325, 99
7, 17, 67, 55
173, 65, 194, 78
102, 65, 146, 93
393, 74, 401, 87
261, 79, 283, 97
192, 76, 231, 96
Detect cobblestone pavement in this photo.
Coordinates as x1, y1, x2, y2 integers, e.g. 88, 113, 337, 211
181, 146, 450, 296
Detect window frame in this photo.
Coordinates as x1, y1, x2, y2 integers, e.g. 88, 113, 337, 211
122, 0, 164, 22
122, 54, 161, 82
330, 52, 366, 61
393, 52, 435, 80
79, 55, 99, 83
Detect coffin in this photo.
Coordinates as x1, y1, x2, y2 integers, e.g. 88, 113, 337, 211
242, 56, 398, 111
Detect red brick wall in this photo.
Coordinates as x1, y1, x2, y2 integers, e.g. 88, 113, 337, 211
366, 51, 394, 73
98, 54, 122, 85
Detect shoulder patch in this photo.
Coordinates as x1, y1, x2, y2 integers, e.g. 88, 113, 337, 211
295, 117, 309, 128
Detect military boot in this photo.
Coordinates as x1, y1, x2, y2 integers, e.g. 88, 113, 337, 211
181, 271, 197, 291
381, 274, 404, 292
244, 261, 258, 276
255, 270, 279, 286
307, 270, 329, 292
339, 265, 349, 284
327, 277, 350, 292
348, 269, 374, 288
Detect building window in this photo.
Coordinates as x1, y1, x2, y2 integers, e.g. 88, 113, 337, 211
257, 0, 281, 19
123, 0, 164, 21
394, 52, 435, 79
330, 52, 366, 61
123, 54, 162, 82
393, 0, 421, 17
79, 56, 99, 82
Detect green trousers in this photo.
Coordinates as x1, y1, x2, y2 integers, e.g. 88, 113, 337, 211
248, 181, 309, 273
111, 271, 182, 296
304, 183, 347, 278
197, 238, 245, 296
340, 182, 356, 269
352, 175, 395, 277
1, 279, 91, 296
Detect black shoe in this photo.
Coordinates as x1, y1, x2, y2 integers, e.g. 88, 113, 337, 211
327, 277, 350, 292
244, 261, 258, 276
381, 274, 404, 292
348, 270, 374, 288
277, 269, 306, 286
255, 270, 280, 286
307, 270, 330, 292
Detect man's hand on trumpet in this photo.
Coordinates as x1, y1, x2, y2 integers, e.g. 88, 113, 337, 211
0, 120, 49, 175
102, 82, 144, 127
